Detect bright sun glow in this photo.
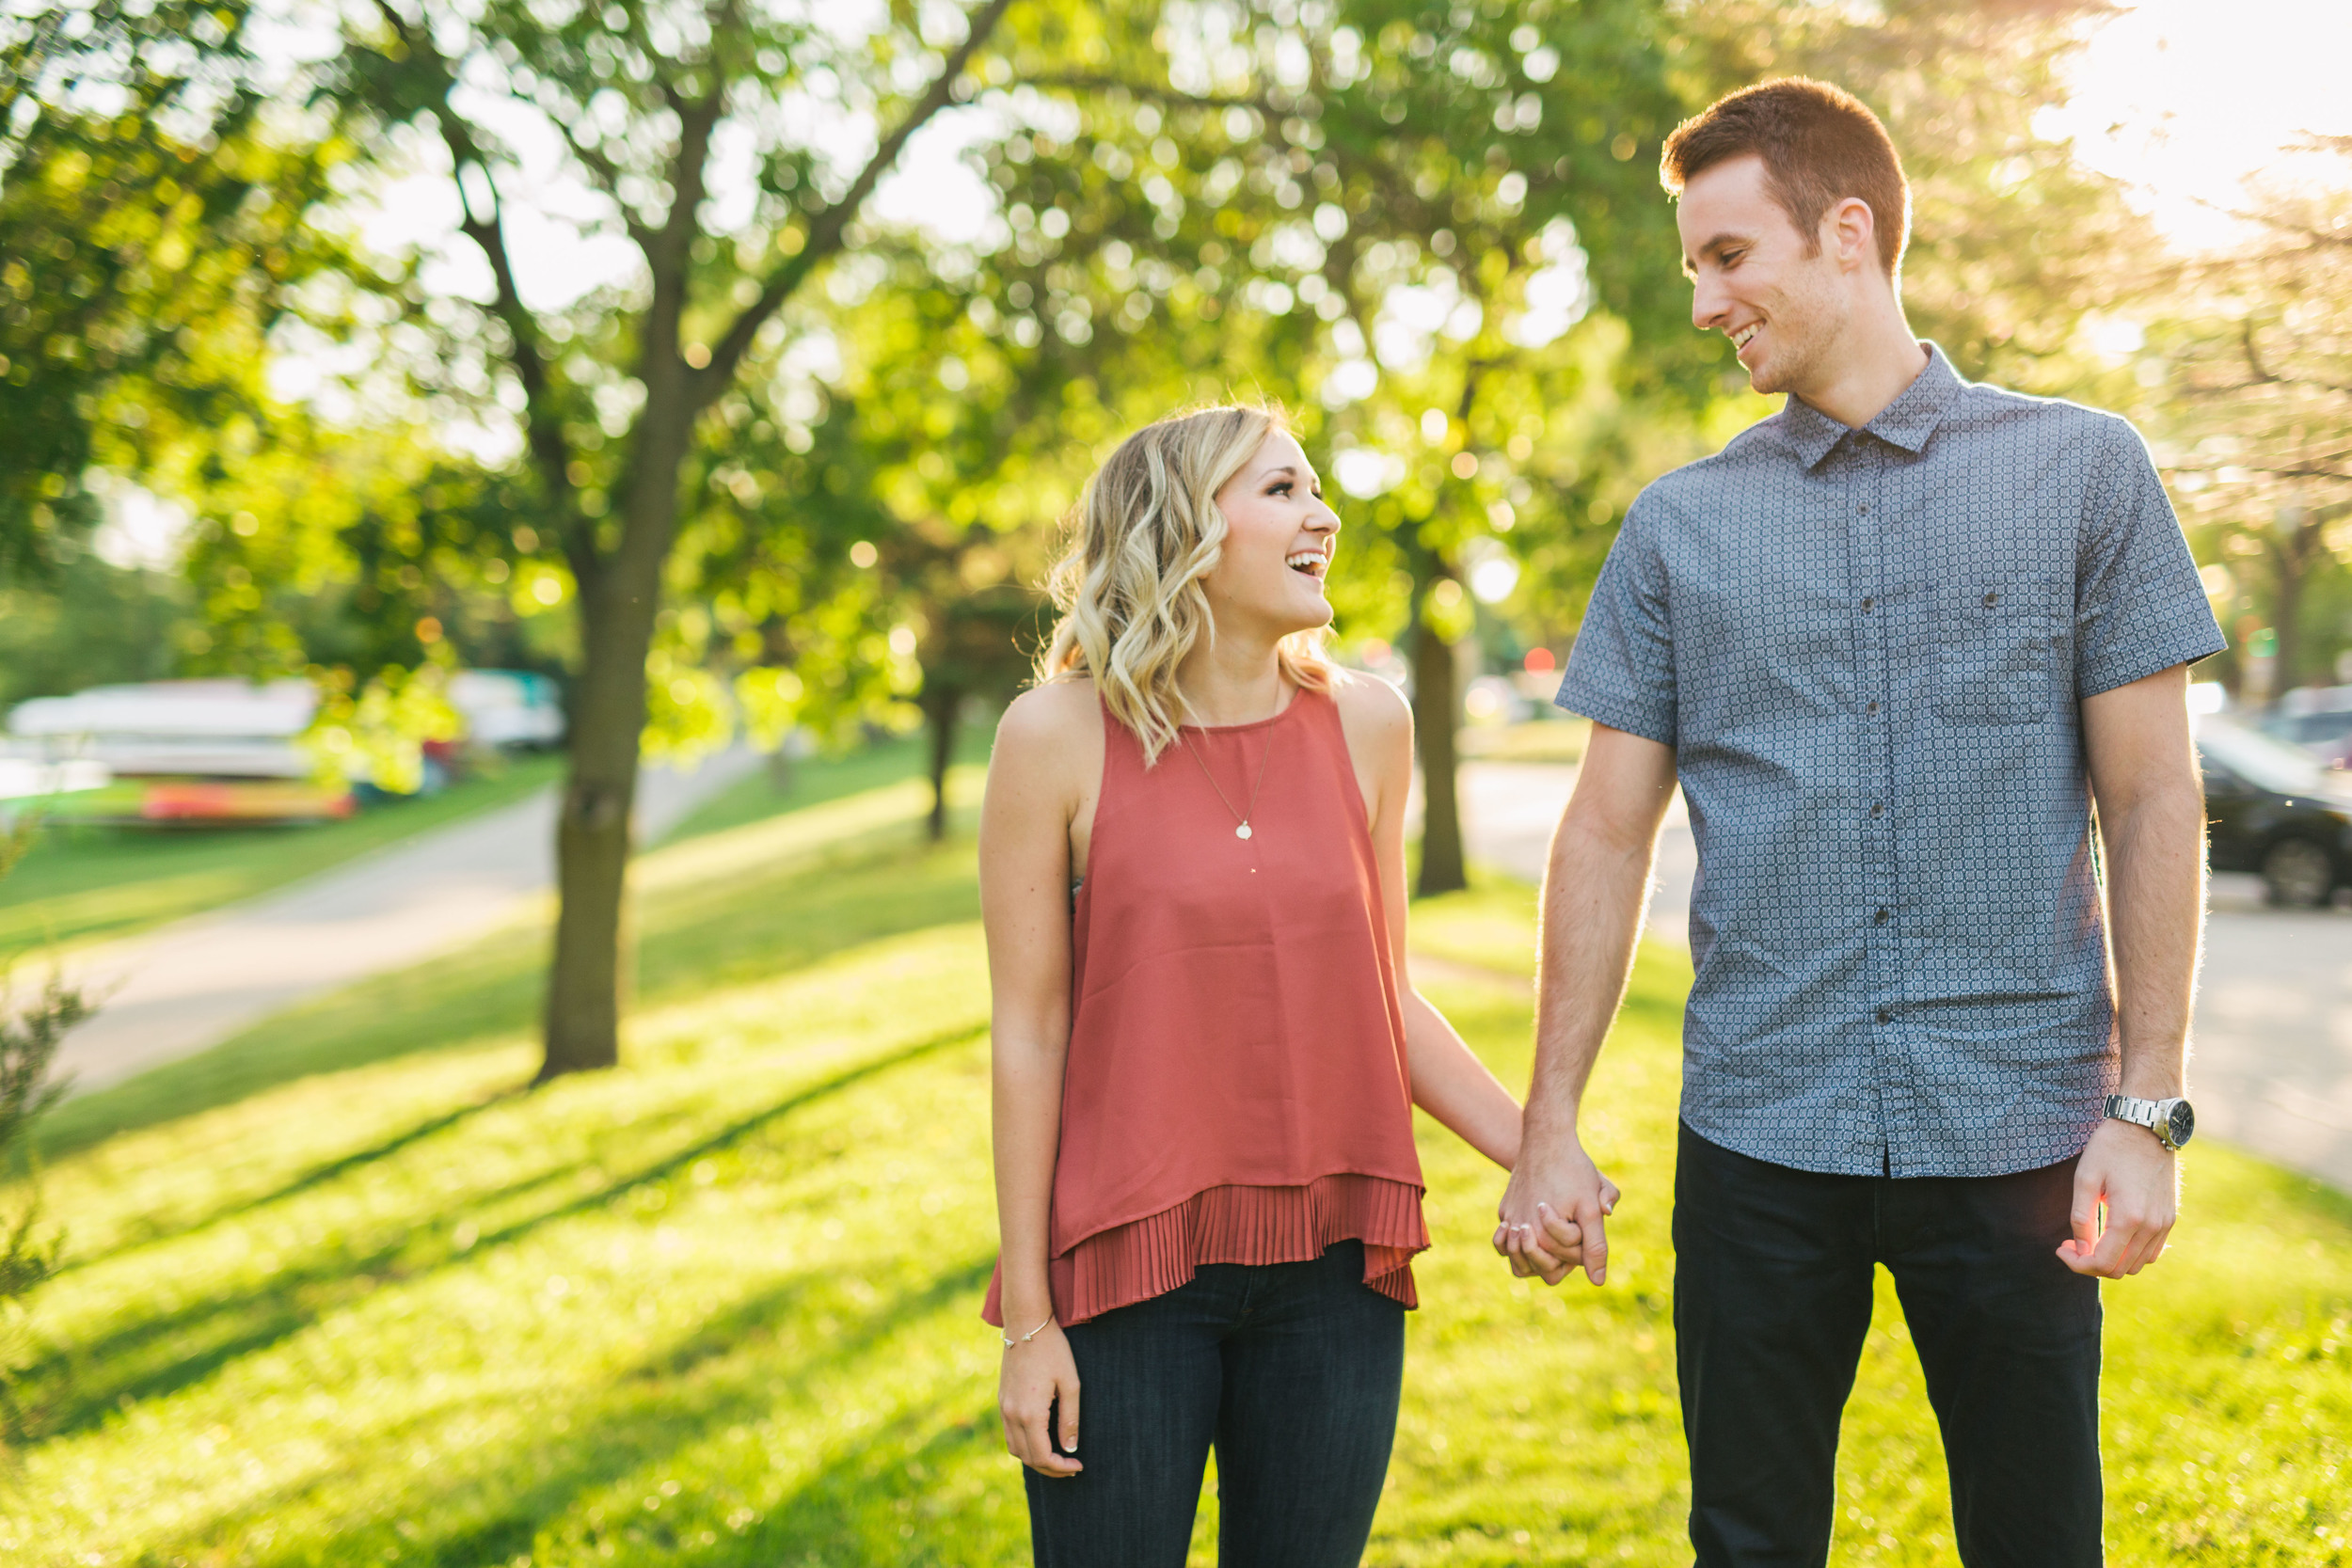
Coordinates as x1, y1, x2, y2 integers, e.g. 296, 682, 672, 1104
2044, 0, 2352, 252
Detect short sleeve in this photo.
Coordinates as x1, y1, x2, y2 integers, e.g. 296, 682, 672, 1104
1555, 493, 1677, 745
2074, 420, 2227, 699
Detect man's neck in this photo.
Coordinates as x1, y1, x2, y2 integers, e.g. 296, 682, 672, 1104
1793, 302, 1929, 431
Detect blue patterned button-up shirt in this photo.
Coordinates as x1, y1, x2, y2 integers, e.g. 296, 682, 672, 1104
1557, 345, 2225, 1178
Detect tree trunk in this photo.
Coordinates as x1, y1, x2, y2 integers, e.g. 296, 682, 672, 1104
2271, 509, 2321, 698
537, 407, 691, 1082
539, 588, 647, 1079
1412, 616, 1468, 897
923, 685, 963, 844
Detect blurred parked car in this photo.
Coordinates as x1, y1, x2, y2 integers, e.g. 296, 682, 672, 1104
7, 680, 355, 824
2265, 685, 2352, 771
448, 669, 565, 751
2197, 714, 2352, 907
6, 670, 564, 827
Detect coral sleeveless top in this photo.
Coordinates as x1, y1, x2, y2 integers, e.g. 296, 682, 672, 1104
983, 686, 1429, 1328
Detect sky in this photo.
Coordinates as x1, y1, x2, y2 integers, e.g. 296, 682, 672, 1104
2044, 0, 2352, 251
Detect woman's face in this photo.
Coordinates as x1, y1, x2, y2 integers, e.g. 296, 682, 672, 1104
1203, 430, 1341, 641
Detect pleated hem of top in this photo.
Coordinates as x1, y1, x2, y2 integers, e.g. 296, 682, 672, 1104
1050, 1173, 1429, 1325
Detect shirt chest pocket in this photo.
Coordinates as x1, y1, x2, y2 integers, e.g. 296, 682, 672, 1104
1933, 575, 2061, 725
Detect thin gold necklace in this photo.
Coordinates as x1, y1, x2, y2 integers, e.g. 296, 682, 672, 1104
1180, 724, 1276, 840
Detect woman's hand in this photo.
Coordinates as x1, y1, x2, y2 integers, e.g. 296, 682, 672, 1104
1493, 1200, 1589, 1286
1496, 1139, 1621, 1288
999, 1321, 1084, 1477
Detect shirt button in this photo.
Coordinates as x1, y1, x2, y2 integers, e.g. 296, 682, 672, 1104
1860, 596, 1874, 612
1867, 701, 1880, 716
1982, 589, 1999, 608
1857, 503, 1868, 515
1870, 801, 1885, 817
1875, 907, 1890, 925
1876, 1006, 1893, 1024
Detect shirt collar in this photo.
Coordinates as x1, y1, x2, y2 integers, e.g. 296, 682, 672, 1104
1780, 341, 1963, 468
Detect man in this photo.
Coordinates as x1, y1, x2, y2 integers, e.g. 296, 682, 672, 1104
1494, 79, 2222, 1567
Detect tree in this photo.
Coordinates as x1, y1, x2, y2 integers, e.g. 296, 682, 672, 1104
1026, 0, 1701, 893
2156, 138, 2352, 696
1, 1, 342, 580
304, 0, 1041, 1078
0, 551, 194, 711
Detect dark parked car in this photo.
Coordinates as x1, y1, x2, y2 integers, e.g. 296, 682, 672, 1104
2198, 716, 2352, 908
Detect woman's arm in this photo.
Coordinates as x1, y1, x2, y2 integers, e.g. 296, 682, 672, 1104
981, 688, 1087, 1478
1339, 675, 1524, 1170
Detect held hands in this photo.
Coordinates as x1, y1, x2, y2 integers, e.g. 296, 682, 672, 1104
2058, 1117, 2178, 1278
998, 1319, 1083, 1478
1493, 1134, 1621, 1288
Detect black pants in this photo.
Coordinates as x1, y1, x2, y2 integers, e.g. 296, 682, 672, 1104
1673, 1123, 2103, 1568
1024, 1240, 1406, 1568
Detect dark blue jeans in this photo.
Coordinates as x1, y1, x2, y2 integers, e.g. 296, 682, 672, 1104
1674, 1123, 2104, 1568
1024, 1240, 1406, 1568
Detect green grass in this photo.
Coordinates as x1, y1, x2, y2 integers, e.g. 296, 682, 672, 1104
658, 723, 993, 847
5, 758, 2349, 1565
1457, 717, 1591, 764
0, 753, 565, 957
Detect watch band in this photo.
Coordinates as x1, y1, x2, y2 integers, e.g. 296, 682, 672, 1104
2105, 1093, 2191, 1150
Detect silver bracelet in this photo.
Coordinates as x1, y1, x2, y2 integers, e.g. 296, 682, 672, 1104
1001, 1312, 1055, 1348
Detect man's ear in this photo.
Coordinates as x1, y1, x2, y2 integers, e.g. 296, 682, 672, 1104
1827, 197, 1877, 272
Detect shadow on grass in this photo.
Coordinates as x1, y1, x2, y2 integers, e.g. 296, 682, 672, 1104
742, 1399, 1011, 1568
23, 1022, 987, 1441
167, 1252, 998, 1568
40, 833, 981, 1160
49, 1086, 528, 1280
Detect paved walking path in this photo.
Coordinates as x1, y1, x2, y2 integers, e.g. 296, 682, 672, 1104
1452, 759, 2352, 1194
51, 748, 762, 1095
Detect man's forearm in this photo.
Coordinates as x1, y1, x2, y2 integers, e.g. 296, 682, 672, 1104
2101, 784, 2204, 1098
1526, 816, 1660, 1141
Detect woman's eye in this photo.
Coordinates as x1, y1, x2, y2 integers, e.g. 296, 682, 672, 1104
1268, 482, 1292, 496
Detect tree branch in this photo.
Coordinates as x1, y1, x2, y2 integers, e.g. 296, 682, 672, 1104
365, 0, 581, 559
638, 83, 724, 336
545, 106, 652, 248
1024, 71, 1279, 116
700, 0, 1018, 392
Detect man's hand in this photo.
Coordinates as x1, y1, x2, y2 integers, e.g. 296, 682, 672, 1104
1494, 1132, 1620, 1287
2058, 1117, 2178, 1278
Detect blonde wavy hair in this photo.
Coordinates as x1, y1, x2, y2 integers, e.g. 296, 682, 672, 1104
1038, 404, 1334, 765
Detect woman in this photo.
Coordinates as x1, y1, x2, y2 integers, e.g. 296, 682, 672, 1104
981, 404, 1572, 1565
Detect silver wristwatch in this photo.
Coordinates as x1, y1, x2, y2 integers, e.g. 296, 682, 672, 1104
2105, 1093, 2195, 1151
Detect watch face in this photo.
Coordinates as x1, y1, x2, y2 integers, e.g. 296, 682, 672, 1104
2167, 1101, 2196, 1148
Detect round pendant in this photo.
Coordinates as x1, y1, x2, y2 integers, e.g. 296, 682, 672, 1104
1235, 823, 1253, 840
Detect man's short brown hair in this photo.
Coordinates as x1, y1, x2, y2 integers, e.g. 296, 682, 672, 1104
1661, 78, 1910, 277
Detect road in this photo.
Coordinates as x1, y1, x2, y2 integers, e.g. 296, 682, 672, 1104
1454, 759, 2352, 1194
50, 747, 763, 1095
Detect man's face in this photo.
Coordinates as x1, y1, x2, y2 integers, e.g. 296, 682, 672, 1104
1677, 153, 1850, 399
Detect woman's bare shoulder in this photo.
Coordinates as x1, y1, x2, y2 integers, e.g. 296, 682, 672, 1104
993, 678, 1102, 770
1327, 667, 1411, 743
